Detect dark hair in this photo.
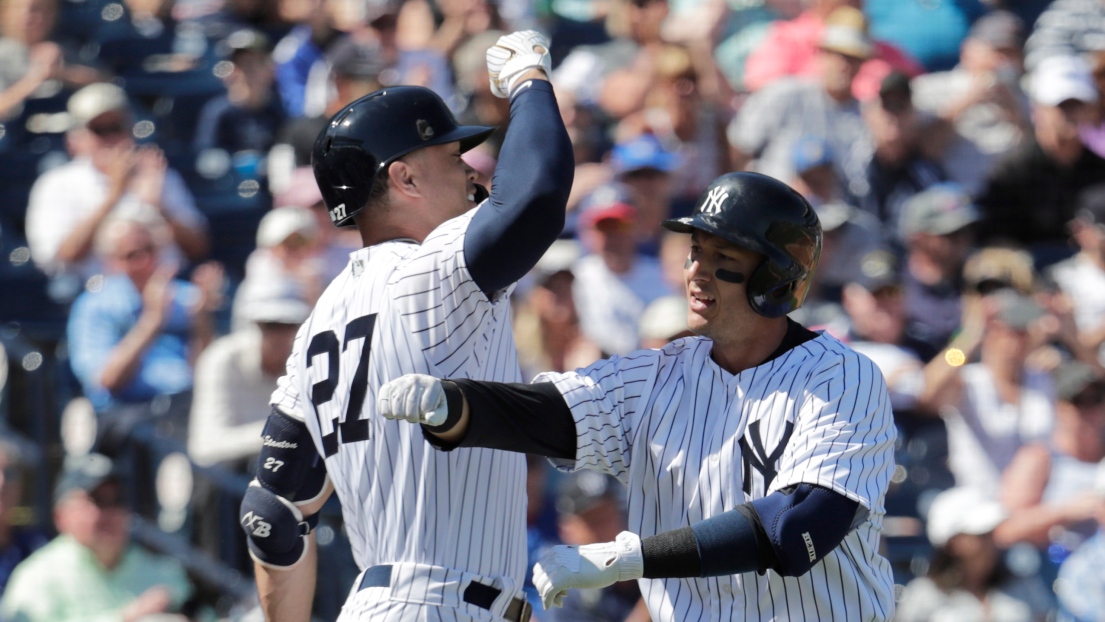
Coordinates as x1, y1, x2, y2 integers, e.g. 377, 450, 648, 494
928, 543, 1012, 593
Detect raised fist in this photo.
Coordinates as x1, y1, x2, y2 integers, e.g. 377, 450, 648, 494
486, 30, 552, 98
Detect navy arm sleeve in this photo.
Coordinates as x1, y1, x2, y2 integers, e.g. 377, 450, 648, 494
464, 80, 574, 294
641, 484, 861, 579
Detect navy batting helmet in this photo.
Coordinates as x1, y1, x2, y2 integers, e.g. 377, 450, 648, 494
662, 172, 822, 318
312, 86, 495, 227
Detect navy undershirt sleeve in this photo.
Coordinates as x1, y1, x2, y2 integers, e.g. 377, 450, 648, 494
464, 80, 574, 294
421, 380, 577, 460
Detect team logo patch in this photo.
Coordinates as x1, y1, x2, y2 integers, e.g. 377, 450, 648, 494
417, 119, 435, 141
700, 186, 729, 216
740, 419, 795, 494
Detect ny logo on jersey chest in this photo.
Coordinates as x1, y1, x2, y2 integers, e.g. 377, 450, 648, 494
740, 419, 795, 494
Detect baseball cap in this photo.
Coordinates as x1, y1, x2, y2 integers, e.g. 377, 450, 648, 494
1031, 55, 1099, 106
274, 167, 325, 209
967, 11, 1025, 50
640, 295, 689, 343
532, 239, 581, 283
815, 201, 852, 233
555, 471, 623, 516
225, 28, 271, 57
899, 184, 981, 237
256, 207, 319, 248
580, 184, 638, 228
877, 71, 913, 113
1053, 360, 1105, 403
991, 289, 1044, 331
241, 278, 312, 324
611, 134, 680, 176
852, 249, 902, 292
792, 136, 834, 176
819, 6, 874, 60
68, 82, 130, 130
54, 453, 122, 504
926, 487, 1006, 547
327, 35, 386, 80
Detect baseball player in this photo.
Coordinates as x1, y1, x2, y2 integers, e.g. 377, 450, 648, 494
379, 172, 899, 620
237, 31, 573, 621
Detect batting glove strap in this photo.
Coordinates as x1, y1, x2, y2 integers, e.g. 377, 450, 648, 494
612, 531, 645, 581
486, 30, 552, 98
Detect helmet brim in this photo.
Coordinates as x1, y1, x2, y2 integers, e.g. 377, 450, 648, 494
451, 125, 496, 154
662, 215, 774, 261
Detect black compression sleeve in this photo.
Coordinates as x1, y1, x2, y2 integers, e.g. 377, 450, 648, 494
447, 380, 577, 459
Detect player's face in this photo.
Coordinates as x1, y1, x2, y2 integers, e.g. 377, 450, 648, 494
685, 231, 762, 341
407, 141, 480, 221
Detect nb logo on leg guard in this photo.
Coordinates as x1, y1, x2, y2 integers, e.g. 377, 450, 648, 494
241, 511, 272, 538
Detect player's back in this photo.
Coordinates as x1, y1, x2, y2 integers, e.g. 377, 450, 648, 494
272, 216, 527, 584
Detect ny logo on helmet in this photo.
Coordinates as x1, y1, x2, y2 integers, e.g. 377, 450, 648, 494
701, 186, 729, 216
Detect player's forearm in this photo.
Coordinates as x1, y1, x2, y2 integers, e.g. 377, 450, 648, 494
464, 79, 574, 293
254, 531, 318, 622
421, 379, 577, 459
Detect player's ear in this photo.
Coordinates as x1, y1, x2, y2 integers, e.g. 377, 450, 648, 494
387, 160, 421, 199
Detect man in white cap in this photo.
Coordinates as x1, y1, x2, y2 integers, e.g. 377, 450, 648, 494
190, 277, 311, 470
24, 82, 209, 294
977, 54, 1105, 258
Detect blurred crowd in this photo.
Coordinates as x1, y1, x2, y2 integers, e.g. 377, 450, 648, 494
1, 0, 1105, 619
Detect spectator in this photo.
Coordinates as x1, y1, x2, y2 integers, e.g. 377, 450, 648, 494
66, 216, 223, 449
193, 28, 286, 162
546, 471, 641, 622
268, 33, 387, 178
728, 6, 872, 201
977, 54, 1105, 261
572, 184, 670, 355
1082, 50, 1105, 159
25, 83, 209, 290
864, 0, 987, 73
189, 277, 310, 469
1054, 460, 1105, 622
1023, 0, 1105, 72
919, 289, 1055, 496
0, 454, 194, 622
629, 44, 729, 215
271, 165, 359, 285
638, 294, 690, 349
609, 133, 680, 254
0, 0, 105, 120
911, 10, 1031, 188
742, 0, 923, 97
997, 362, 1105, 561
0, 437, 47, 594
271, 0, 338, 118
838, 249, 925, 412
1048, 186, 1105, 364
804, 200, 882, 309
895, 486, 1054, 622
861, 71, 947, 242
899, 184, 980, 361
513, 240, 600, 383
231, 205, 320, 330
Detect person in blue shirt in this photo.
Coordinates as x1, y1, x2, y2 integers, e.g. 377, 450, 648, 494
66, 215, 223, 452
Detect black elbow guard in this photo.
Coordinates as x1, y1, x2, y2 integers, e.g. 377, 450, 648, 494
750, 484, 863, 577
240, 481, 320, 569
257, 408, 328, 503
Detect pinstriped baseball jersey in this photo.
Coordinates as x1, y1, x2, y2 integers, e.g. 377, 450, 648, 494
535, 331, 897, 621
271, 209, 528, 589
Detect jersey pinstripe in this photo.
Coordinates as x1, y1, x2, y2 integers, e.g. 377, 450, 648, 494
535, 331, 897, 621
270, 209, 528, 597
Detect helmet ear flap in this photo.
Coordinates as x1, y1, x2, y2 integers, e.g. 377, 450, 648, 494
746, 261, 798, 319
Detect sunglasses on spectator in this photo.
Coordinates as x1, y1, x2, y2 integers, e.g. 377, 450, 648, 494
971, 278, 1013, 296
88, 119, 129, 138
1071, 385, 1105, 408
117, 245, 156, 262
